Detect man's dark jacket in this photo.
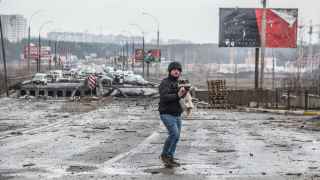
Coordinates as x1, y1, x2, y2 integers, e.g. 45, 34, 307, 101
158, 76, 182, 116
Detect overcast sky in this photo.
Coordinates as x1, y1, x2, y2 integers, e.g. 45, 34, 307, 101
1, 0, 319, 43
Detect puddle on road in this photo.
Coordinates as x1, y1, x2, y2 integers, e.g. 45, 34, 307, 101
0, 167, 49, 179
66, 165, 98, 173
0, 124, 26, 133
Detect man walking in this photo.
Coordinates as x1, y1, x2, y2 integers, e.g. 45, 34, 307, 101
158, 61, 187, 167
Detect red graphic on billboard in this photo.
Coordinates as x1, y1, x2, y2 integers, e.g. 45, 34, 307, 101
149, 49, 161, 59
255, 9, 298, 48
219, 8, 298, 48
145, 49, 161, 62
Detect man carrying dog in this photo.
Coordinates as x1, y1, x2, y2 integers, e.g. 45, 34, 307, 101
158, 61, 187, 167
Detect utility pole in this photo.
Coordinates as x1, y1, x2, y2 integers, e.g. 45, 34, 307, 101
122, 44, 125, 71
157, 23, 160, 79
297, 25, 304, 87
142, 36, 145, 77
255, 48, 259, 89
48, 40, 51, 71
38, 33, 41, 72
27, 27, 31, 72
142, 12, 160, 78
272, 49, 275, 90
308, 21, 314, 77
0, 16, 8, 96
28, 10, 42, 72
233, 49, 238, 90
129, 24, 145, 77
147, 62, 150, 79
54, 41, 57, 68
230, 48, 234, 88
126, 41, 129, 70
132, 39, 135, 71
38, 20, 53, 73
260, 0, 267, 89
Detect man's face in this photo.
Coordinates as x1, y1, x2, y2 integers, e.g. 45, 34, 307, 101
170, 69, 181, 78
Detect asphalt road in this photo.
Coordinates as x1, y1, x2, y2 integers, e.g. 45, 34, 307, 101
0, 97, 320, 180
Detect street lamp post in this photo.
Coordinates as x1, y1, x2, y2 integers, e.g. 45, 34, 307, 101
142, 12, 160, 51
121, 41, 125, 71
38, 20, 53, 72
49, 29, 62, 70
130, 24, 145, 78
142, 12, 160, 78
55, 32, 67, 70
28, 10, 42, 72
122, 30, 135, 71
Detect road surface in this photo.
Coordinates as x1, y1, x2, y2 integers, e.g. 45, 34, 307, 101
0, 97, 319, 180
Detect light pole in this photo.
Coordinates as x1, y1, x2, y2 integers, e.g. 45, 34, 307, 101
142, 12, 161, 78
47, 28, 58, 69
142, 12, 160, 51
57, 32, 68, 70
48, 28, 62, 70
130, 24, 145, 78
120, 40, 125, 71
38, 20, 53, 72
122, 30, 135, 71
28, 10, 42, 72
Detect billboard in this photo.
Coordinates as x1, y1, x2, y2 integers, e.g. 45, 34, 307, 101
134, 49, 144, 62
145, 49, 161, 63
24, 45, 52, 60
219, 8, 298, 48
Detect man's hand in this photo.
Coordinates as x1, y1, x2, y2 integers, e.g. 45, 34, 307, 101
178, 87, 187, 98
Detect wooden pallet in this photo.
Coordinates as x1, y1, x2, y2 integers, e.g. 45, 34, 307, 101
207, 80, 231, 109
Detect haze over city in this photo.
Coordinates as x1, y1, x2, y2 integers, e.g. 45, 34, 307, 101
1, 0, 319, 43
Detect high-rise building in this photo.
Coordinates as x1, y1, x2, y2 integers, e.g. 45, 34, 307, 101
0, 14, 27, 42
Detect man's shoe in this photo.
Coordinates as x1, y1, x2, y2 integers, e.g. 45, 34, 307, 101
169, 157, 181, 167
160, 155, 171, 164
160, 155, 178, 168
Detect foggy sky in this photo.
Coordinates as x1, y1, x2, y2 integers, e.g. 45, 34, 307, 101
1, 0, 319, 43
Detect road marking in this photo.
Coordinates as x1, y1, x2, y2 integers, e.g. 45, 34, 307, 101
103, 131, 160, 166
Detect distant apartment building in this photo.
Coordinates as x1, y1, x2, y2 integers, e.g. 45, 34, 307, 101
47, 32, 141, 44
166, 39, 193, 45
0, 14, 27, 42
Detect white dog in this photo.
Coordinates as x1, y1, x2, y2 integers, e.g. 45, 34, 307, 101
179, 92, 194, 117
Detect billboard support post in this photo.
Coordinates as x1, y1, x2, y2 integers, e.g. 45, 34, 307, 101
255, 48, 260, 89
260, 0, 267, 89
0, 16, 9, 97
